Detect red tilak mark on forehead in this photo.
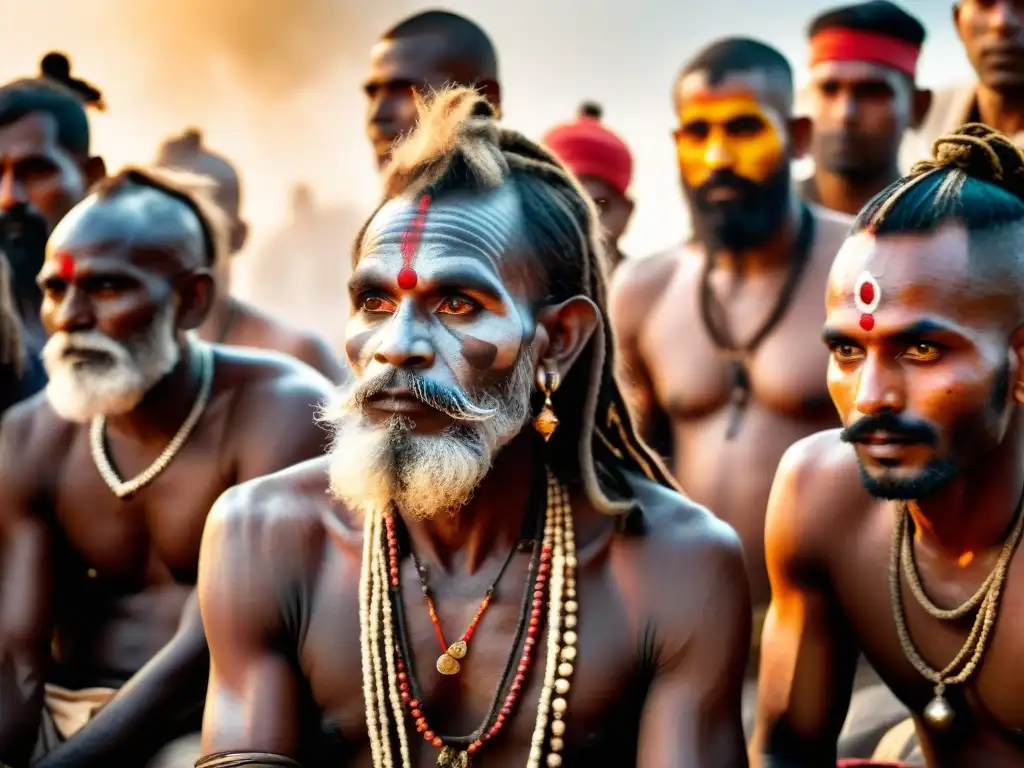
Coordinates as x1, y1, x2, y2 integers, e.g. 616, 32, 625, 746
859, 280, 875, 306
397, 195, 431, 290
860, 313, 875, 331
57, 251, 76, 281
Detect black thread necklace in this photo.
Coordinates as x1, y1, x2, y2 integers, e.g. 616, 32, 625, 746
389, 458, 547, 751
699, 202, 815, 440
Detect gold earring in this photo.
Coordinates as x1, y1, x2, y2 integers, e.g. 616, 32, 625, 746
532, 367, 561, 441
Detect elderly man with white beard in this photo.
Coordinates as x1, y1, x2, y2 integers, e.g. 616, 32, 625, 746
193, 88, 751, 768
0, 167, 331, 768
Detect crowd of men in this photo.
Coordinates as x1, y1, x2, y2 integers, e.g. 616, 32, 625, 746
1, 1, 1024, 766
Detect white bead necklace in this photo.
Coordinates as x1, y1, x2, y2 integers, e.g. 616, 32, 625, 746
90, 342, 215, 499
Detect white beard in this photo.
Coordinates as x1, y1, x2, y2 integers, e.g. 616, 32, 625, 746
323, 353, 534, 520
42, 304, 181, 423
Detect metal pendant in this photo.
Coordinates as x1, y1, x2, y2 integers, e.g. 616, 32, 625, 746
447, 640, 468, 659
437, 745, 471, 767
436, 652, 461, 675
725, 359, 750, 440
923, 693, 955, 730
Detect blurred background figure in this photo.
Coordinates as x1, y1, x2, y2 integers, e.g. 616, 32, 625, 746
155, 129, 345, 380
0, 77, 106, 408
903, 0, 1024, 165
249, 183, 362, 354
364, 9, 501, 169
39, 52, 105, 111
543, 101, 634, 272
0, 253, 24, 417
798, 0, 929, 215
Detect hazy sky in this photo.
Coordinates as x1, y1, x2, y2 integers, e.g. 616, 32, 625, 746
0, 0, 971, 310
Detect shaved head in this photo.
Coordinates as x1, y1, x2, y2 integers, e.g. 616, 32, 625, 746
49, 182, 207, 272
676, 37, 794, 115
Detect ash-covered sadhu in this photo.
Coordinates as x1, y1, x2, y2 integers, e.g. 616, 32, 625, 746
754, 124, 1024, 766
195, 88, 750, 768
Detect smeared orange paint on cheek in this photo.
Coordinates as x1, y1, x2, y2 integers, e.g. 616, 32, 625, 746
676, 93, 785, 187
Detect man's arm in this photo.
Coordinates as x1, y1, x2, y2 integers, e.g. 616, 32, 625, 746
0, 409, 54, 766
751, 439, 859, 767
607, 255, 675, 457
636, 513, 751, 767
199, 487, 304, 759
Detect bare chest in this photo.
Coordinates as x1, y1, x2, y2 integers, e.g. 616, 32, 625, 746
51, 423, 234, 589
642, 262, 832, 422
299, 547, 646, 765
831, 532, 1024, 750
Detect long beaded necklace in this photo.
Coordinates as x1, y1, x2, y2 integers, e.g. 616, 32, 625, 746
410, 533, 522, 677
359, 465, 579, 768
698, 202, 815, 440
890, 492, 1024, 730
90, 341, 214, 499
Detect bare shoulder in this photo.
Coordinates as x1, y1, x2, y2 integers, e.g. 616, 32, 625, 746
613, 472, 747, 631
608, 249, 690, 333
212, 344, 332, 409
234, 301, 344, 381
0, 392, 76, 492
627, 471, 745, 578
767, 429, 866, 561
204, 456, 343, 570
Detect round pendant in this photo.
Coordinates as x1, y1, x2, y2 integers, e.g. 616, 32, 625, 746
447, 640, 468, 660
436, 653, 461, 675
924, 695, 955, 730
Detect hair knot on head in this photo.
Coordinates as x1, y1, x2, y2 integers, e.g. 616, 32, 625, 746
910, 123, 1024, 200
382, 88, 506, 199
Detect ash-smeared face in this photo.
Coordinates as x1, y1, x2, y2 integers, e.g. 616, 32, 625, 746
324, 185, 541, 519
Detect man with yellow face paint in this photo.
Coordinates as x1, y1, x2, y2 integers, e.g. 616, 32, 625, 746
610, 37, 894, 749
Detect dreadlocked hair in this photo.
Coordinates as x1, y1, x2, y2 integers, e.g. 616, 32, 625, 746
0, 254, 24, 376
355, 86, 677, 516
855, 123, 1024, 236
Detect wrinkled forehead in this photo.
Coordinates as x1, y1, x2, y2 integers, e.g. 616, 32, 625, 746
46, 187, 206, 269
358, 185, 529, 281
826, 226, 976, 315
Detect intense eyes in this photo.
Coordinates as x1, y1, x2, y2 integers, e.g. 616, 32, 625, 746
677, 115, 765, 141
829, 342, 944, 364
41, 276, 132, 301
357, 292, 480, 317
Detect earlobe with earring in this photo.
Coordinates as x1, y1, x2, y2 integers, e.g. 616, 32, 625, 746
532, 367, 561, 442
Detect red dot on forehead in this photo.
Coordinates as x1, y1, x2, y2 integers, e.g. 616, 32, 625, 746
57, 251, 75, 280
859, 280, 875, 305
397, 267, 418, 290
860, 313, 875, 331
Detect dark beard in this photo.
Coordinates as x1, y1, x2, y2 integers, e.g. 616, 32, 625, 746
0, 206, 49, 294
687, 164, 791, 253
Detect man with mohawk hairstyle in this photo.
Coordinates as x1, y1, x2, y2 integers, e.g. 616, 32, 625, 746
754, 124, 1024, 767
0, 166, 331, 768
196, 87, 751, 768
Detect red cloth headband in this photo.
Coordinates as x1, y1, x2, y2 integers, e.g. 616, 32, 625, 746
810, 28, 920, 77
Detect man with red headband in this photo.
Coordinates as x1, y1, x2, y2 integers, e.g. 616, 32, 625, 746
543, 103, 634, 272
903, 1, 1024, 168
798, 1, 930, 216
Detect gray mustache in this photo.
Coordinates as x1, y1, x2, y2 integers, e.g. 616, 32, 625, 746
350, 369, 497, 422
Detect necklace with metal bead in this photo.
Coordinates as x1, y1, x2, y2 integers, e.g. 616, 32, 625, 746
890, 494, 1024, 730
90, 342, 214, 499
